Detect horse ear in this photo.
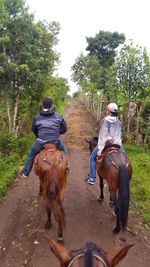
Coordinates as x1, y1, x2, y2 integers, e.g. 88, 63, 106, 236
44, 236, 72, 265
106, 244, 133, 266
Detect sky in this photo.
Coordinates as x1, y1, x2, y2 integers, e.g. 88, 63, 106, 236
26, 0, 150, 94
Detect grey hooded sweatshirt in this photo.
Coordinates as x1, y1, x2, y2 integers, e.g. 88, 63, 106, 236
98, 115, 122, 153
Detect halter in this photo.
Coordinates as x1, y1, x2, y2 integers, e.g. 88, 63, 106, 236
67, 252, 108, 267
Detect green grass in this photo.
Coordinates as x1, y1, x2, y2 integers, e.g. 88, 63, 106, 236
56, 100, 67, 114
0, 132, 34, 201
125, 144, 150, 225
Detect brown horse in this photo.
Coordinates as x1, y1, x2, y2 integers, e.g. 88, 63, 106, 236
86, 137, 132, 234
34, 144, 68, 243
45, 236, 133, 267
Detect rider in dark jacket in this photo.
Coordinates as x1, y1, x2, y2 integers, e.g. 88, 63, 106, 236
21, 97, 67, 178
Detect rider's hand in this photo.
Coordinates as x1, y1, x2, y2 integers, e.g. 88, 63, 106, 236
97, 150, 101, 156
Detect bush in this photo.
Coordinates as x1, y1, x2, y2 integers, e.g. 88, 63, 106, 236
0, 132, 34, 201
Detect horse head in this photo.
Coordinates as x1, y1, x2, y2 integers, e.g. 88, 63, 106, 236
45, 236, 133, 267
85, 137, 98, 154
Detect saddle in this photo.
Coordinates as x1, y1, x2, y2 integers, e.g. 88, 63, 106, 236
96, 144, 120, 163
34, 144, 57, 164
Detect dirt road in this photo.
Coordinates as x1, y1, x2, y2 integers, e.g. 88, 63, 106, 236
0, 100, 150, 267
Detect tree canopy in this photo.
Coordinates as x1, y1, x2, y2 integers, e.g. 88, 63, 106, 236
0, 0, 69, 135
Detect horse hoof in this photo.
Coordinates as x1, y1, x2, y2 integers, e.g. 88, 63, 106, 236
113, 227, 120, 234
57, 237, 64, 244
112, 211, 116, 217
109, 201, 114, 208
97, 196, 104, 202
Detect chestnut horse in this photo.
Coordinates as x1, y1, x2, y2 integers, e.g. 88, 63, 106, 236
34, 144, 68, 243
86, 137, 132, 234
45, 236, 133, 267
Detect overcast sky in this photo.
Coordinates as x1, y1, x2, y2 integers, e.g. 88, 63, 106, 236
26, 0, 150, 94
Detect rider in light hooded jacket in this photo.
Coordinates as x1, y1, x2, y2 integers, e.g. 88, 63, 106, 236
87, 103, 123, 185
97, 112, 122, 154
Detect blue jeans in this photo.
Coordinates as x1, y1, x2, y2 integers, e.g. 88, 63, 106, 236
89, 146, 99, 179
23, 139, 67, 176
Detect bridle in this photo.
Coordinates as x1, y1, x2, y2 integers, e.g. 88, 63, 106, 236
67, 252, 108, 267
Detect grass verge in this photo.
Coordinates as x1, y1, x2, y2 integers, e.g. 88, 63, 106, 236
125, 144, 150, 226
0, 133, 34, 201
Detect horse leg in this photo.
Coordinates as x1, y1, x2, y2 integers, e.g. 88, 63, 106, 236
45, 205, 52, 229
113, 208, 121, 234
108, 178, 117, 208
109, 188, 116, 208
57, 223, 64, 244
98, 176, 104, 201
39, 183, 42, 196
109, 195, 114, 208
110, 195, 121, 234
57, 205, 65, 244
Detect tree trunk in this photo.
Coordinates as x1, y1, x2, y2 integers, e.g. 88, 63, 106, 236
7, 101, 12, 133
135, 101, 145, 146
12, 94, 20, 136
144, 113, 150, 144
126, 102, 137, 142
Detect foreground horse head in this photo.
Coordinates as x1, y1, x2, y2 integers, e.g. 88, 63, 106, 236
86, 137, 132, 234
45, 236, 133, 267
34, 144, 68, 243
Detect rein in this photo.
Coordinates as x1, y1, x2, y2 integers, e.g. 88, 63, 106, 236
68, 252, 108, 267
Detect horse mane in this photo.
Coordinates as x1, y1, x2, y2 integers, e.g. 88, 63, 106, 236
65, 243, 108, 267
84, 243, 107, 267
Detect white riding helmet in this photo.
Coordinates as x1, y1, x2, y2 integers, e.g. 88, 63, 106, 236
107, 103, 118, 112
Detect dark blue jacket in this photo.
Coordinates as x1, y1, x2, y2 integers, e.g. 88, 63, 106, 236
32, 108, 67, 141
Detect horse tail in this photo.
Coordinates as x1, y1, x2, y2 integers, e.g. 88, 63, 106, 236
118, 165, 130, 230
48, 169, 65, 228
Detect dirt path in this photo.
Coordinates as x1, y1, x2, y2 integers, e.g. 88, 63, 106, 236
0, 100, 150, 267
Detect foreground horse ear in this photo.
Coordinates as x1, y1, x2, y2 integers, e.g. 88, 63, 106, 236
44, 236, 72, 265
106, 244, 133, 266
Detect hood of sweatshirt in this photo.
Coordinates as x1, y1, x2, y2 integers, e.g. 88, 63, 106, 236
105, 115, 118, 123
40, 107, 55, 116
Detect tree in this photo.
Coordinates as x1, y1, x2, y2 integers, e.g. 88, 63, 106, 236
0, 0, 60, 134
86, 31, 125, 67
116, 42, 150, 144
43, 76, 70, 107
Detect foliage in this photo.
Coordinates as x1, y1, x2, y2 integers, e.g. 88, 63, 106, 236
72, 30, 126, 96
125, 144, 150, 225
0, 0, 60, 135
0, 0, 69, 201
72, 31, 150, 146
71, 53, 101, 94
0, 131, 34, 200
116, 42, 148, 103
86, 31, 125, 67
43, 76, 70, 107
